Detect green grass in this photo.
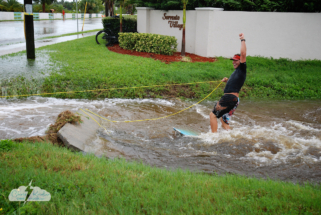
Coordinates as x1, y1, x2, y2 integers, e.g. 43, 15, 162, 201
1, 35, 321, 100
37, 29, 101, 40
1, 140, 320, 214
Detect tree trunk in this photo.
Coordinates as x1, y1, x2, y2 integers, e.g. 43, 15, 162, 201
42, 2, 45, 13
181, 4, 186, 56
105, 0, 108, 16
181, 28, 185, 56
120, 5, 122, 32
108, 0, 114, 16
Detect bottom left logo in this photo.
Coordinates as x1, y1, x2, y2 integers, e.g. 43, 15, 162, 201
8, 180, 51, 203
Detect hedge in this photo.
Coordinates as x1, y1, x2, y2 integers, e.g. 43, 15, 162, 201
102, 16, 137, 32
118, 33, 178, 56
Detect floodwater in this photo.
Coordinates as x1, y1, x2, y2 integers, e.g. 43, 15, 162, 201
0, 50, 57, 80
0, 18, 102, 56
1, 97, 320, 183
0, 32, 97, 56
0, 18, 103, 45
0, 50, 64, 97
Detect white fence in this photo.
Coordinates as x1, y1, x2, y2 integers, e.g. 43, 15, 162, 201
0, 11, 101, 20
137, 7, 321, 60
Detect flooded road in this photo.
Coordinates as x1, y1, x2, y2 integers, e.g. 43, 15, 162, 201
0, 32, 97, 56
0, 18, 103, 45
1, 97, 320, 183
0, 18, 102, 56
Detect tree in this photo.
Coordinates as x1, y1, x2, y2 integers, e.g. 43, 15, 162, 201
106, 0, 114, 16
63, 1, 74, 10
118, 0, 125, 32
133, 0, 321, 12
121, 0, 135, 14
5, 0, 23, 11
104, 0, 108, 16
0, 0, 7, 11
33, 0, 55, 12
181, 0, 188, 56
79, 0, 104, 13
132, 0, 214, 10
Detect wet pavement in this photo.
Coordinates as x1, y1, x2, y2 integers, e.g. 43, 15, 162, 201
0, 18, 102, 56
1, 97, 320, 183
0, 32, 97, 56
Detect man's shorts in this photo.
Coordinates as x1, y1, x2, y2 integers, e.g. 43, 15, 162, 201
212, 94, 239, 125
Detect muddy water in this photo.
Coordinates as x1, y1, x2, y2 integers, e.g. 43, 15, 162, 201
0, 97, 320, 183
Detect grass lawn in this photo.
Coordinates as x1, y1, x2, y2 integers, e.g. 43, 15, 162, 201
1, 35, 321, 100
1, 140, 320, 214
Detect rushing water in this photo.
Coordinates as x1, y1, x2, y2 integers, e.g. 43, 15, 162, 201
0, 97, 320, 183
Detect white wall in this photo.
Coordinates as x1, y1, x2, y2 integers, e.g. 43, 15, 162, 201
0, 11, 14, 20
148, 10, 196, 54
209, 11, 321, 60
138, 8, 321, 60
38, 13, 47, 19
0, 12, 99, 20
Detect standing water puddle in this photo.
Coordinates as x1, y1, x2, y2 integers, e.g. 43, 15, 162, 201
0, 97, 320, 183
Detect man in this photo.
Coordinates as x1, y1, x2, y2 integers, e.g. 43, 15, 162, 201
210, 33, 247, 133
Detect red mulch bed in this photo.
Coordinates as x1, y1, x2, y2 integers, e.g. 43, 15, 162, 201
107, 44, 216, 64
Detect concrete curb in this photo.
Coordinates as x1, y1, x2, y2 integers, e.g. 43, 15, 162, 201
57, 113, 100, 151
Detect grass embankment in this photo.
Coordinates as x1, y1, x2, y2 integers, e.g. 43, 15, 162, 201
1, 140, 320, 214
1, 35, 321, 100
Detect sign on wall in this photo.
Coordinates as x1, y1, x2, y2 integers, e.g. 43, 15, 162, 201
162, 13, 183, 30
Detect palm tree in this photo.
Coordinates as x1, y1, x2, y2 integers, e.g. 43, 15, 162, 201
104, 0, 115, 16
104, 0, 108, 16
123, 0, 135, 15
118, 0, 125, 32
0, 0, 7, 11
181, 0, 188, 56
5, 0, 23, 11
33, 0, 54, 13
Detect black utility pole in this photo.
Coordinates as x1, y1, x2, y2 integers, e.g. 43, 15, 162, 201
24, 0, 35, 59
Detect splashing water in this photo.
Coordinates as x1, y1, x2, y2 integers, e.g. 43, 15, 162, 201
1, 97, 320, 182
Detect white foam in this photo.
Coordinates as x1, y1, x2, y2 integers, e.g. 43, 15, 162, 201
195, 115, 321, 165
0, 97, 116, 138
286, 120, 320, 132
195, 105, 210, 119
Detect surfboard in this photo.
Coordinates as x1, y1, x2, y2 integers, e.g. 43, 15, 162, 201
173, 127, 199, 136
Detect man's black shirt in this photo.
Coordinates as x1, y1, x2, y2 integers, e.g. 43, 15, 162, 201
224, 62, 247, 93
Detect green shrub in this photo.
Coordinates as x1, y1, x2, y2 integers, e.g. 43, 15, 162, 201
0, 139, 16, 152
102, 16, 137, 32
119, 33, 178, 55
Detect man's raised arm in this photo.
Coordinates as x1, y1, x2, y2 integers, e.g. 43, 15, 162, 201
239, 33, 246, 63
